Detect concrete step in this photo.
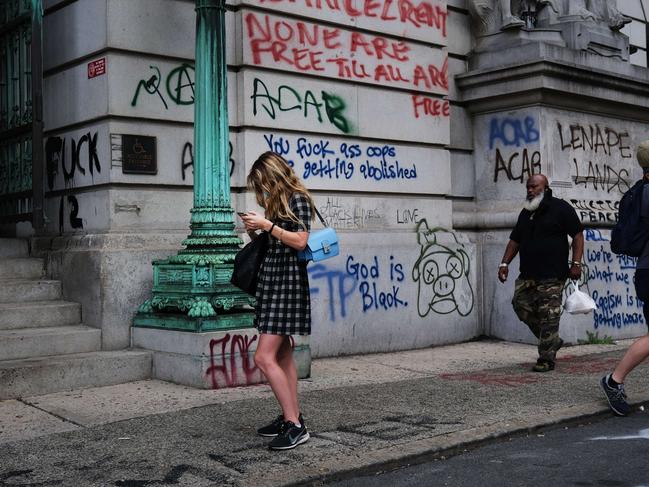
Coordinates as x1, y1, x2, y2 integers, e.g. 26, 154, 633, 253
0, 258, 44, 279
0, 238, 28, 258
0, 325, 101, 361
0, 279, 61, 303
0, 301, 82, 330
0, 350, 152, 400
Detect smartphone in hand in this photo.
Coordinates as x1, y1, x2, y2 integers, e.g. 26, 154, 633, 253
237, 212, 248, 217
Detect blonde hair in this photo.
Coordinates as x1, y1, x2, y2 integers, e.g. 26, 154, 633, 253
247, 151, 315, 227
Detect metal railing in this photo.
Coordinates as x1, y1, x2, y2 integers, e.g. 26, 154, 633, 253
0, 0, 43, 228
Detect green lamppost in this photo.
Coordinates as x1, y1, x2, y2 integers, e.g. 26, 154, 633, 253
134, 0, 254, 331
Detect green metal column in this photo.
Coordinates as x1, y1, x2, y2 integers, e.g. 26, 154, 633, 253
31, 0, 43, 230
134, 0, 254, 331
184, 0, 237, 250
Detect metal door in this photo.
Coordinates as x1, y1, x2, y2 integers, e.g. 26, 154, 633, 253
0, 0, 43, 230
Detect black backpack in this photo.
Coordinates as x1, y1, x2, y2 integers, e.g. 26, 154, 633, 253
610, 179, 649, 257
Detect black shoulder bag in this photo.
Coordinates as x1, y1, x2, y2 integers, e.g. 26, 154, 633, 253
230, 232, 269, 295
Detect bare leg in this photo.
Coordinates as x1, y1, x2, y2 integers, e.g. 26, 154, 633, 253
612, 334, 649, 384
254, 334, 300, 424
277, 338, 299, 420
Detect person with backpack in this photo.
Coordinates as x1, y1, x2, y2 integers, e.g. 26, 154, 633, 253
601, 141, 649, 416
498, 174, 584, 372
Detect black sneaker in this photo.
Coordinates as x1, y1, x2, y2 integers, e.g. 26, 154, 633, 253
532, 359, 555, 372
600, 374, 630, 416
257, 413, 304, 437
268, 420, 310, 450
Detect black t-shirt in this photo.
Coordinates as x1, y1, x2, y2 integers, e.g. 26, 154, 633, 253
510, 194, 583, 280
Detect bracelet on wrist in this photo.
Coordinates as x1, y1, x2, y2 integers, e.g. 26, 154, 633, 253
269, 222, 275, 234
570, 261, 582, 267
499, 263, 508, 268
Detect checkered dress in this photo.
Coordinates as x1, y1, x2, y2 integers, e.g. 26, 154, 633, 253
254, 193, 312, 336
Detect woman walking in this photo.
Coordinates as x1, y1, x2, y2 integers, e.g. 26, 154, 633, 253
240, 151, 314, 450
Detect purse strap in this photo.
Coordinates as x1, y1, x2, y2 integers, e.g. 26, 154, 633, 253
313, 206, 327, 227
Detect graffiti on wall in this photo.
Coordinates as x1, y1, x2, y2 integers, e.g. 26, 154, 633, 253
181, 141, 236, 180
488, 115, 542, 183
205, 333, 262, 389
45, 132, 101, 190
255, 0, 448, 36
131, 64, 195, 109
58, 195, 83, 233
411, 94, 450, 120
309, 222, 475, 322
308, 263, 357, 321
558, 122, 633, 194
346, 254, 408, 312
412, 220, 474, 317
308, 252, 408, 318
569, 199, 619, 224
261, 132, 419, 182
583, 229, 644, 329
45, 132, 102, 234
244, 12, 447, 93
251, 77, 352, 134
318, 197, 383, 229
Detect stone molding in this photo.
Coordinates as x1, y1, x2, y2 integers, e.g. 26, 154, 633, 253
457, 44, 649, 119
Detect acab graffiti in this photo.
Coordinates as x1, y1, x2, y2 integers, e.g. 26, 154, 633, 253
251, 77, 352, 134
488, 115, 542, 183
412, 220, 474, 317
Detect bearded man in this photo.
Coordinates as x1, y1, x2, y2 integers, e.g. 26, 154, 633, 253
498, 174, 584, 372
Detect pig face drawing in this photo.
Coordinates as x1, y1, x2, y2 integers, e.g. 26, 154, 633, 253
412, 220, 474, 317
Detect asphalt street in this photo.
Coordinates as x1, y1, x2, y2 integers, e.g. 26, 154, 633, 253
330, 412, 649, 487
3, 341, 649, 486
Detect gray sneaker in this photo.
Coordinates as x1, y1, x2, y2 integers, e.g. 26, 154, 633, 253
600, 374, 630, 416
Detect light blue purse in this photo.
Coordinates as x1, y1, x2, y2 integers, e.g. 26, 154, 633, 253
297, 207, 340, 262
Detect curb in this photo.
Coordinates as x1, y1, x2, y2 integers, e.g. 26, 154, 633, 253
283, 394, 649, 486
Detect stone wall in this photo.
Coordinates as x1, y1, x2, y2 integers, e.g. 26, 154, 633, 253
36, 0, 485, 356
34, 0, 649, 358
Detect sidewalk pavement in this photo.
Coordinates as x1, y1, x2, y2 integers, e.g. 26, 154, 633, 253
1, 338, 649, 486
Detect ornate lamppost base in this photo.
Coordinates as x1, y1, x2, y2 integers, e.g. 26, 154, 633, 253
134, 253, 256, 332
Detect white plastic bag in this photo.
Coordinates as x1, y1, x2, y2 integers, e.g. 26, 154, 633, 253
564, 281, 597, 315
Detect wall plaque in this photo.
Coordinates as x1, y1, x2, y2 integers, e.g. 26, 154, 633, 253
122, 135, 157, 174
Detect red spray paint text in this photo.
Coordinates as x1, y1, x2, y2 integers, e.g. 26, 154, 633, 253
245, 12, 448, 94
257, 0, 447, 35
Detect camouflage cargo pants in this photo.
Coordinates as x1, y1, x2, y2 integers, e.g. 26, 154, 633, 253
512, 278, 565, 364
